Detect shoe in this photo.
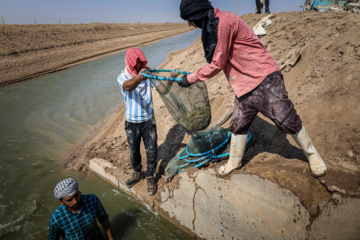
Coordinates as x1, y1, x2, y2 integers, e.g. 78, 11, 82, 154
146, 176, 157, 196
125, 171, 144, 188
218, 133, 248, 177
291, 126, 327, 177
256, 10, 262, 14
265, 7, 270, 13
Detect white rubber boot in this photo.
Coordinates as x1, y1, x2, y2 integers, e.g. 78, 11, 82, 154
218, 133, 248, 177
292, 126, 327, 177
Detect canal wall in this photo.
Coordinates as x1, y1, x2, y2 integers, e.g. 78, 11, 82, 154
80, 12, 360, 240
89, 158, 360, 240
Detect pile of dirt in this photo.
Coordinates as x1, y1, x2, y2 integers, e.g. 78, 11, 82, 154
0, 23, 190, 87
68, 11, 360, 214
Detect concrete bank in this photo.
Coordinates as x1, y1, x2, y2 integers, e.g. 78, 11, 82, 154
90, 158, 360, 239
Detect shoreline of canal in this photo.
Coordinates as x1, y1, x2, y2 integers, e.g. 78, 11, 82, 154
0, 23, 192, 88
66, 11, 360, 239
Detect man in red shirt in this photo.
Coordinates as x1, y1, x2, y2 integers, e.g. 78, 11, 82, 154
178, 0, 327, 177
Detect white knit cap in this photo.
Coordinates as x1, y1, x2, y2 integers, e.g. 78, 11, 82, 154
54, 178, 79, 200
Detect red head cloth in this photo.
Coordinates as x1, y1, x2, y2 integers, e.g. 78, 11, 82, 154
125, 48, 148, 77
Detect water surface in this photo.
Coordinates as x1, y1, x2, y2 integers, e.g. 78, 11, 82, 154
0, 29, 201, 239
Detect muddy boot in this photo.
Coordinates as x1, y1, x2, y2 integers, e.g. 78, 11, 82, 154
218, 133, 248, 177
125, 171, 144, 188
146, 176, 157, 196
292, 126, 327, 177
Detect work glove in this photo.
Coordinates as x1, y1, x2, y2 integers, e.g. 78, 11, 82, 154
177, 74, 192, 88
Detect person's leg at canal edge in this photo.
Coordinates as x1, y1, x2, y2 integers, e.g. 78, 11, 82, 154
125, 121, 145, 188
143, 117, 158, 196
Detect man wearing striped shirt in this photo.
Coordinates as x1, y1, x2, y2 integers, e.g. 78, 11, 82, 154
117, 48, 158, 196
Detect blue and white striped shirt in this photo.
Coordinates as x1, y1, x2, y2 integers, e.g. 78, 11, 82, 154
117, 71, 155, 123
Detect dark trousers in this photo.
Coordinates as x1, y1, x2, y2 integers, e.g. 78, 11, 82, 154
256, 0, 270, 10
230, 71, 302, 135
125, 118, 158, 177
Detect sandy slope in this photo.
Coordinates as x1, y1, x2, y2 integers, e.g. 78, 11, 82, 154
0, 23, 191, 87
67, 11, 358, 215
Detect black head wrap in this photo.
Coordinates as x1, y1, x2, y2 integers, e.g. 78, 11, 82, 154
180, 0, 219, 63
180, 0, 213, 21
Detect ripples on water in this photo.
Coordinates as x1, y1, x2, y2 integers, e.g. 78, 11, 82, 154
0, 29, 200, 239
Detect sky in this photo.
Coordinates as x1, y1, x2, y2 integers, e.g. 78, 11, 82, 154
0, 0, 306, 24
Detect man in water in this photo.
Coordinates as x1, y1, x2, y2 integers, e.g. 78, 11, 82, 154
117, 47, 158, 196
48, 178, 116, 240
177, 0, 327, 177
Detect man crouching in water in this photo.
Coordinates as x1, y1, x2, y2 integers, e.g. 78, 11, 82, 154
48, 178, 115, 240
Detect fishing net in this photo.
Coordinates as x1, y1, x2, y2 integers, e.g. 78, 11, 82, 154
164, 127, 253, 181
143, 69, 211, 133
142, 69, 252, 181
187, 128, 230, 156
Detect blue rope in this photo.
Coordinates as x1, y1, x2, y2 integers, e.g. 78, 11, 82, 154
247, 132, 252, 145
176, 132, 253, 173
193, 158, 212, 169
185, 131, 231, 157
211, 152, 230, 159
142, 69, 191, 82
211, 132, 252, 159
185, 153, 214, 163
178, 162, 190, 169
178, 158, 212, 173
178, 148, 189, 160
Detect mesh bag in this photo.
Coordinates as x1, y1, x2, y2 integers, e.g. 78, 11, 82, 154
165, 127, 231, 180
143, 70, 250, 180
143, 69, 211, 133
164, 128, 253, 181
187, 128, 230, 156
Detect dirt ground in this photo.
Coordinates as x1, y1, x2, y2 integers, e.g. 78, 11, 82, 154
3, 12, 359, 218
65, 11, 360, 216
0, 22, 191, 87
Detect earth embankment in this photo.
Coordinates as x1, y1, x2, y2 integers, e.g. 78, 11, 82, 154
4, 11, 358, 239
0, 23, 191, 87
69, 11, 360, 219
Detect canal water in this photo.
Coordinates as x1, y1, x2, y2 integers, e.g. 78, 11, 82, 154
0, 29, 201, 239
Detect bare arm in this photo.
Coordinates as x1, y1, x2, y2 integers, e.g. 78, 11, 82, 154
101, 220, 116, 240
122, 69, 147, 91
155, 80, 173, 94
154, 70, 179, 93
